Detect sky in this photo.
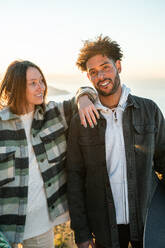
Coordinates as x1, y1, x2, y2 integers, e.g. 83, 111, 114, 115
0, 0, 165, 83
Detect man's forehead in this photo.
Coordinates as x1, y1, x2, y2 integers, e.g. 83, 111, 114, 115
86, 54, 113, 70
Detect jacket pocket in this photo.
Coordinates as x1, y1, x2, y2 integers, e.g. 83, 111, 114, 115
79, 135, 105, 173
0, 147, 15, 187
133, 124, 156, 154
134, 124, 156, 134
39, 125, 67, 163
79, 135, 102, 146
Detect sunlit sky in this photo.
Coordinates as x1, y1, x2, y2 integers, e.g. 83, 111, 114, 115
0, 0, 165, 82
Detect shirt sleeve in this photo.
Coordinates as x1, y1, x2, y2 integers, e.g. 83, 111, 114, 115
56, 86, 97, 130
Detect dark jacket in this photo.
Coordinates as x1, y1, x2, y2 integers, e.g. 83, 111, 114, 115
67, 94, 165, 248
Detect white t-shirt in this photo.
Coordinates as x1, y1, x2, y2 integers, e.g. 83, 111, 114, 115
20, 111, 69, 240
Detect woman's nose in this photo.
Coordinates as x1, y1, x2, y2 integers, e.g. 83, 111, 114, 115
37, 82, 45, 90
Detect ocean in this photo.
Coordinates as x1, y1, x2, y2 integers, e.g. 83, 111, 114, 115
47, 78, 165, 117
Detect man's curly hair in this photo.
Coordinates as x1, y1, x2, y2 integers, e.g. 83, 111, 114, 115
76, 35, 123, 71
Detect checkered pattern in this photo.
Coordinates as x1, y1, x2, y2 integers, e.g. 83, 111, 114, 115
0, 98, 76, 245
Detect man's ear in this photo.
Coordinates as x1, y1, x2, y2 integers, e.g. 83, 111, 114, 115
115, 60, 122, 73
87, 72, 90, 80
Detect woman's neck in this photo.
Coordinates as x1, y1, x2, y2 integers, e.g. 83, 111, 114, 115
22, 105, 35, 115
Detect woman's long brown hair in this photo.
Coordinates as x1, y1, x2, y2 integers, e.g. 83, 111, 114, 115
0, 60, 47, 115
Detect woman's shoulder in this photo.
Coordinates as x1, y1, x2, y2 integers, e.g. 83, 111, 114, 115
43, 101, 64, 119
45, 100, 61, 110
0, 107, 17, 121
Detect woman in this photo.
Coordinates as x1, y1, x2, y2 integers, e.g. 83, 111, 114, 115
0, 60, 98, 248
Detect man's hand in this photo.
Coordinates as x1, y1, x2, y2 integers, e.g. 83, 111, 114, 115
77, 239, 96, 248
78, 95, 99, 128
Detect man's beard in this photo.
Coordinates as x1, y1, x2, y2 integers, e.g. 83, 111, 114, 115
95, 73, 120, 96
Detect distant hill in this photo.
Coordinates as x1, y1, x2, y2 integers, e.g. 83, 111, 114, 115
47, 85, 69, 96
0, 78, 69, 97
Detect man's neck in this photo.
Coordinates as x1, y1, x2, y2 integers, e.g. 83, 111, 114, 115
99, 86, 122, 109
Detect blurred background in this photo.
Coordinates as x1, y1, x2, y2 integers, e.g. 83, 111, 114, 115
0, 0, 165, 115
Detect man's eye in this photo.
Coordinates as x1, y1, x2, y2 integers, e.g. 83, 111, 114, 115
90, 71, 97, 76
103, 65, 110, 70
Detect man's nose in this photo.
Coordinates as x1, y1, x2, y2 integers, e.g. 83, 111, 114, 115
97, 70, 105, 80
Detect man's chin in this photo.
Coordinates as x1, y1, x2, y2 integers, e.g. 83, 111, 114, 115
96, 88, 113, 96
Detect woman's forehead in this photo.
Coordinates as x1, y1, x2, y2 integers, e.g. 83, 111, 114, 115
26, 67, 42, 81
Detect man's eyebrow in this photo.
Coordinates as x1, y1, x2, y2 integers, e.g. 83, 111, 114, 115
89, 61, 110, 72
101, 61, 110, 66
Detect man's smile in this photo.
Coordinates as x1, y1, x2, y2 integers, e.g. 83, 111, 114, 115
97, 79, 113, 88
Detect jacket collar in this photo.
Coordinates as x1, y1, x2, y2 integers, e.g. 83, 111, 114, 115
127, 94, 140, 109
33, 104, 44, 121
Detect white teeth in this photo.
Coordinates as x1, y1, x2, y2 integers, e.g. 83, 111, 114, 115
101, 82, 109, 86
36, 94, 42, 96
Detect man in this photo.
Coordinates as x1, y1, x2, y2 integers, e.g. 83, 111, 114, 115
66, 35, 165, 248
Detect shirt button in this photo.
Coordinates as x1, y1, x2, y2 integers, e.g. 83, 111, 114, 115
106, 182, 110, 187
40, 158, 44, 162
51, 205, 55, 209
111, 224, 116, 229
108, 199, 113, 205
101, 122, 105, 127
48, 183, 51, 187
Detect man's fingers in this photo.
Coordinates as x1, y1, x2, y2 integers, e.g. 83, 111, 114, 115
84, 111, 94, 128
86, 107, 97, 126
79, 110, 87, 128
78, 97, 99, 128
91, 105, 100, 119
79, 104, 99, 128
